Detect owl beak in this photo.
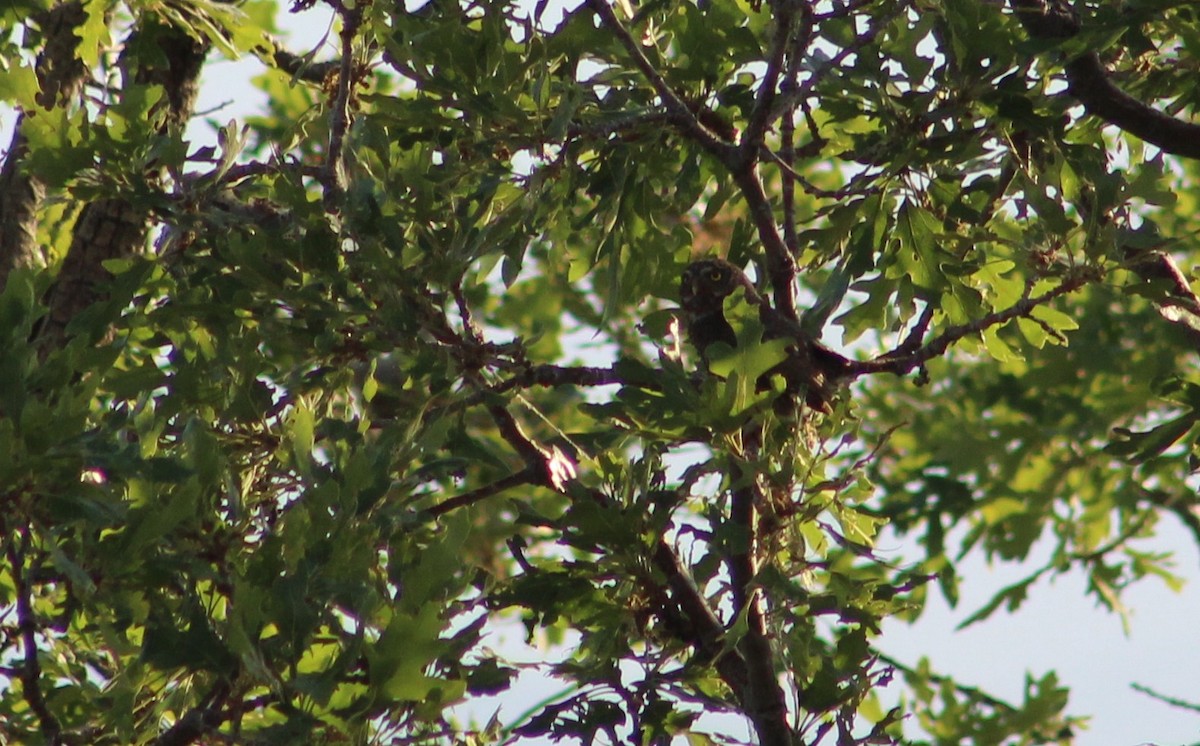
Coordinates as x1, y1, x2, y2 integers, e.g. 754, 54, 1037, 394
680, 279, 698, 309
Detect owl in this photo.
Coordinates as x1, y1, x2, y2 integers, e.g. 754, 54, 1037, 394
679, 258, 849, 413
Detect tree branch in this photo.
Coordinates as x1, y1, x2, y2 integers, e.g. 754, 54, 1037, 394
5, 521, 62, 743
503, 363, 630, 391
0, 120, 45, 292
732, 167, 799, 320
726, 469, 794, 746
878, 652, 1018, 712
321, 2, 363, 209
585, 0, 810, 323
583, 0, 736, 161
1139, 487, 1200, 568
36, 20, 207, 356
648, 537, 753, 691
272, 47, 340, 84
779, 111, 799, 259
423, 468, 541, 518
796, 1, 908, 101
1, 0, 91, 292
154, 681, 232, 746
776, 5, 813, 261
852, 272, 1092, 378
1010, 0, 1200, 160
484, 402, 577, 495
419, 363, 630, 428
740, 0, 808, 161
1131, 682, 1200, 714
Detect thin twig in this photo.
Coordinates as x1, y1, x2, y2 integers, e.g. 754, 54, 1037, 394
740, 0, 803, 161
1131, 682, 1200, 713
322, 3, 362, 209
796, 1, 911, 99
6, 522, 62, 744
759, 146, 882, 200
850, 271, 1093, 378
877, 652, 1019, 712
423, 467, 541, 518
1139, 487, 1200, 567
583, 0, 735, 161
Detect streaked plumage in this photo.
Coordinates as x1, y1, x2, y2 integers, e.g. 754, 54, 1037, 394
679, 258, 849, 413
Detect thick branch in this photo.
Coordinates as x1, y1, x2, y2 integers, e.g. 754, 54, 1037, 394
1063, 53, 1200, 160
272, 48, 340, 84
503, 363, 629, 391
1010, 0, 1200, 160
483, 402, 577, 494
36, 20, 207, 356
779, 112, 799, 258
462, 351, 789, 738
732, 167, 798, 320
585, 1, 804, 323
726, 470, 793, 746
1, 1, 92, 291
36, 198, 149, 353
0, 121, 45, 291
1125, 249, 1200, 347
649, 538, 751, 691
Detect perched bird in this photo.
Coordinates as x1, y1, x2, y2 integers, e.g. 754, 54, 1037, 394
679, 257, 850, 413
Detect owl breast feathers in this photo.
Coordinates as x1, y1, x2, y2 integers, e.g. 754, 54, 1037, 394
679, 258, 849, 413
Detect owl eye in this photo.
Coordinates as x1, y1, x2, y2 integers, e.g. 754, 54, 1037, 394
707, 268, 724, 281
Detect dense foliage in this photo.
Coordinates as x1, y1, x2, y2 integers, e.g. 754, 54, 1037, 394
3, 0, 1200, 743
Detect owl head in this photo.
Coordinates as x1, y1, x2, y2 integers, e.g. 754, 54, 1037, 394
679, 258, 755, 314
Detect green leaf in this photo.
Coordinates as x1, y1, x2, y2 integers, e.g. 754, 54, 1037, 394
957, 570, 1044, 629
888, 200, 943, 292
980, 326, 1020, 362
1107, 415, 1195, 464
0, 63, 38, 106
288, 400, 315, 472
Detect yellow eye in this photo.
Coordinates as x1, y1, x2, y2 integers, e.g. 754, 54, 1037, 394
708, 268, 723, 281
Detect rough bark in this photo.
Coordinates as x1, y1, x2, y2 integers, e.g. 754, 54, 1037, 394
0, 0, 90, 291
35, 21, 207, 354
0, 123, 46, 291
